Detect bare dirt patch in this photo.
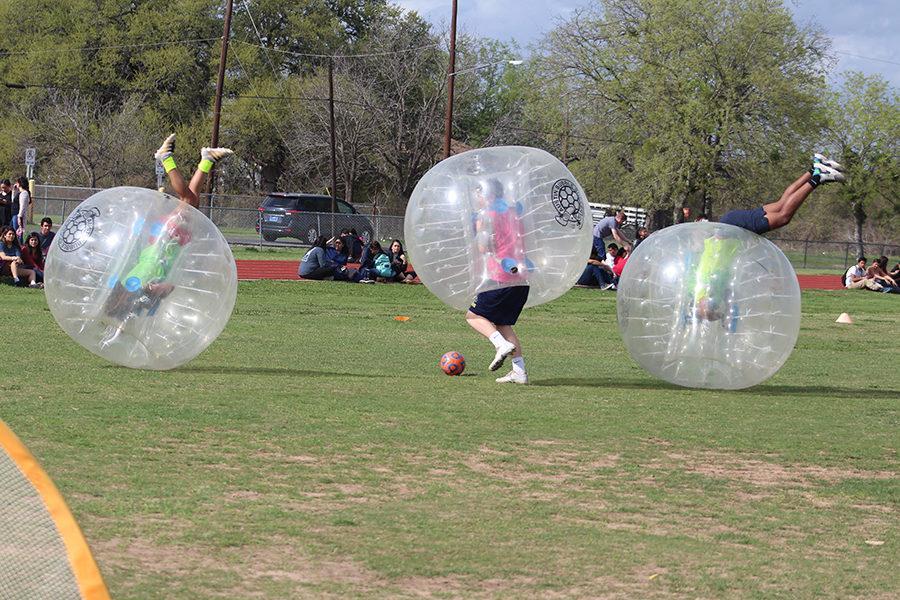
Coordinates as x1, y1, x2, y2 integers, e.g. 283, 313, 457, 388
663, 450, 895, 488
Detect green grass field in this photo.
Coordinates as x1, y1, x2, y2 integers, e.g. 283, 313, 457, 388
1, 282, 897, 599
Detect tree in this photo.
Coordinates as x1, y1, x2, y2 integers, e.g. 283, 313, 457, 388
536, 0, 828, 226
22, 92, 153, 187
823, 72, 899, 255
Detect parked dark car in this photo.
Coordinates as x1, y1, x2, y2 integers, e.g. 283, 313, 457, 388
256, 193, 374, 244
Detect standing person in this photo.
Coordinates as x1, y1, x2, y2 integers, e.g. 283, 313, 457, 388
466, 178, 530, 384
35, 217, 55, 258
592, 211, 631, 255
12, 177, 29, 242
0, 180, 12, 228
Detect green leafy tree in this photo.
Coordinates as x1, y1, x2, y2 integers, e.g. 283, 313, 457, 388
824, 72, 899, 255
536, 0, 828, 226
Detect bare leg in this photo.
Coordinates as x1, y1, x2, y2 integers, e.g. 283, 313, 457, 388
496, 325, 522, 358
166, 169, 200, 208
762, 172, 814, 230
466, 311, 498, 338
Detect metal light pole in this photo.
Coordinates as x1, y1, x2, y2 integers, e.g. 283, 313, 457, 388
442, 0, 458, 159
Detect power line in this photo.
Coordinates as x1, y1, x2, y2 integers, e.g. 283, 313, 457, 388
231, 39, 439, 60
0, 38, 220, 58
833, 50, 900, 67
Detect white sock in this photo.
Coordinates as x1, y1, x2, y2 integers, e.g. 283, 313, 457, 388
488, 331, 508, 349
511, 356, 526, 374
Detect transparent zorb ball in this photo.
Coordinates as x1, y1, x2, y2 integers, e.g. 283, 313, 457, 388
405, 146, 592, 310
45, 187, 237, 370
617, 222, 801, 389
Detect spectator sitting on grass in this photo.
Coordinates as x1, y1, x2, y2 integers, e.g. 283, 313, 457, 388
890, 262, 900, 281
354, 241, 393, 283
612, 245, 629, 279
576, 246, 615, 289
298, 236, 334, 280
20, 232, 44, 283
0, 226, 40, 287
632, 226, 649, 250
844, 256, 881, 291
338, 228, 363, 262
867, 256, 898, 293
388, 239, 416, 283
327, 236, 352, 281
35, 217, 55, 257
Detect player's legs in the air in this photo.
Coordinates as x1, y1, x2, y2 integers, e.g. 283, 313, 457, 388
154, 134, 233, 209
761, 154, 845, 230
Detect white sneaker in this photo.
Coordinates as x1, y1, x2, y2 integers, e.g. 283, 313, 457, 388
489, 340, 517, 371
201, 147, 234, 164
154, 133, 176, 162
496, 370, 528, 384
813, 163, 846, 184
813, 153, 845, 172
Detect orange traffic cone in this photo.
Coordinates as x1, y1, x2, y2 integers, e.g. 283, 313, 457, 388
836, 312, 854, 324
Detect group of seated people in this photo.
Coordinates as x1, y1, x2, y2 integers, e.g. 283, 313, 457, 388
299, 228, 417, 284
0, 218, 55, 289
844, 255, 900, 293
577, 224, 650, 291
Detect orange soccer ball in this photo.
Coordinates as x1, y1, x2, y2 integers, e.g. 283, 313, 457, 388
440, 351, 466, 376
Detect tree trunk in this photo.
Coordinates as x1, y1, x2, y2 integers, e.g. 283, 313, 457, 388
260, 163, 281, 193
852, 201, 865, 259
649, 208, 673, 231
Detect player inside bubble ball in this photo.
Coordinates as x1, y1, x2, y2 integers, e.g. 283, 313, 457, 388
466, 178, 532, 384
101, 135, 232, 341
693, 153, 846, 322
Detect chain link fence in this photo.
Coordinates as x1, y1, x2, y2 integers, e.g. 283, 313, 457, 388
27, 185, 899, 271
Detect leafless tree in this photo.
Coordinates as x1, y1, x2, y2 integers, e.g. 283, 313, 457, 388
22, 92, 152, 187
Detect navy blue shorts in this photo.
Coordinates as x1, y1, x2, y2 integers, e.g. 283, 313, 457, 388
720, 207, 770, 234
469, 286, 530, 326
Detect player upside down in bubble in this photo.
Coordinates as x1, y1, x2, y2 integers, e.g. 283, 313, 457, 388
101, 136, 233, 342
693, 153, 846, 321
465, 178, 533, 384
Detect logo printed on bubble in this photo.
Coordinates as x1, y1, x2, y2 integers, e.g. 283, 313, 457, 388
551, 179, 584, 229
57, 207, 101, 252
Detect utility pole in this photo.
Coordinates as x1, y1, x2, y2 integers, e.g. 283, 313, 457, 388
207, 0, 234, 209
329, 57, 338, 235
442, 0, 458, 159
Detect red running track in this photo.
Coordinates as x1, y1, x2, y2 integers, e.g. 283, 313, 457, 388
236, 260, 843, 290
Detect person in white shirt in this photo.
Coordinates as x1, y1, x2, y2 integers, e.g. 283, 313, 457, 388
844, 256, 881, 290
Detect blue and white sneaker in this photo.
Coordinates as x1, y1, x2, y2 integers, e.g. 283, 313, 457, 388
813, 153, 845, 172
811, 162, 846, 185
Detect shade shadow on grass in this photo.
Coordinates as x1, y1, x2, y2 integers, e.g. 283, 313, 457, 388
531, 377, 897, 399
104, 365, 391, 379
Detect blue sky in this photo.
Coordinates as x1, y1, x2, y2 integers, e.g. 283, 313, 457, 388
395, 0, 900, 87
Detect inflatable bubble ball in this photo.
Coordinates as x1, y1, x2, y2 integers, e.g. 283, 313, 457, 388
44, 187, 238, 370
404, 146, 592, 311
617, 222, 801, 389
